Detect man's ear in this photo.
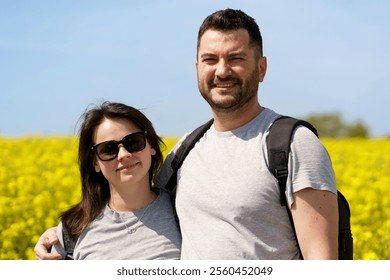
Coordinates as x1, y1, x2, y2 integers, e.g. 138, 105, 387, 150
258, 56, 267, 82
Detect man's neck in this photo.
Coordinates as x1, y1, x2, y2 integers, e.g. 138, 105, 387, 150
212, 101, 263, 132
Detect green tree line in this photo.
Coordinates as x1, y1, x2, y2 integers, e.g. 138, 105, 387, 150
304, 113, 370, 138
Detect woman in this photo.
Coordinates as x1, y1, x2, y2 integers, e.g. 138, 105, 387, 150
51, 101, 181, 259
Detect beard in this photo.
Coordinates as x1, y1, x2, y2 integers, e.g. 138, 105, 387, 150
199, 67, 260, 113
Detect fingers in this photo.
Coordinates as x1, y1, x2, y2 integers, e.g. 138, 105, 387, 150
34, 241, 63, 260
34, 227, 63, 260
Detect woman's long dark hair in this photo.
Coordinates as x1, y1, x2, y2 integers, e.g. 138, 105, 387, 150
60, 101, 165, 237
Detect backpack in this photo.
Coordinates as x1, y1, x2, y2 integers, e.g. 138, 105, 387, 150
62, 225, 76, 260
164, 115, 353, 260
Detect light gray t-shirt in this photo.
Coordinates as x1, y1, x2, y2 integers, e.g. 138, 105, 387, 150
155, 108, 336, 259
53, 191, 181, 260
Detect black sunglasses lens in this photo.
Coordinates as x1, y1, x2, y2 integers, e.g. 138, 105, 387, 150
123, 133, 146, 153
94, 132, 147, 161
97, 142, 119, 161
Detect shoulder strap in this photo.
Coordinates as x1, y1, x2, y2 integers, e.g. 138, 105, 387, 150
267, 116, 318, 206
165, 119, 214, 193
62, 225, 77, 260
337, 191, 353, 259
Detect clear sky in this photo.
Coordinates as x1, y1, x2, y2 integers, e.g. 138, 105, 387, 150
1, 0, 389, 137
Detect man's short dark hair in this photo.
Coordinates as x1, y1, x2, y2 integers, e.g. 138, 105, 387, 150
197, 8, 263, 57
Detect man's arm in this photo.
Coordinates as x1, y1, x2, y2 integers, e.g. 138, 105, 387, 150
34, 227, 63, 260
292, 188, 339, 259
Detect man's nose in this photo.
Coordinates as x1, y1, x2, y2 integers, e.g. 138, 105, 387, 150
215, 60, 231, 78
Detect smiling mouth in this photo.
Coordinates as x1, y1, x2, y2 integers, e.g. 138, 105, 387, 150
117, 163, 138, 172
214, 82, 236, 88
212, 77, 239, 89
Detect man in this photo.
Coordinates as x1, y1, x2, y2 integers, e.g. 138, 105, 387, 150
35, 8, 338, 260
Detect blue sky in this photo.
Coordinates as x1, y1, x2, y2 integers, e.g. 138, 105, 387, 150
1, 0, 389, 137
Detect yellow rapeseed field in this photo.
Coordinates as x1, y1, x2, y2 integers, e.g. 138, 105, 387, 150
0, 136, 389, 260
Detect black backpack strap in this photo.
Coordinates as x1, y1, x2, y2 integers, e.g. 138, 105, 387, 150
267, 116, 317, 206
337, 191, 353, 259
62, 224, 78, 260
165, 119, 214, 193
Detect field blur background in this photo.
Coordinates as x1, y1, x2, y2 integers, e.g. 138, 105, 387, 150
1, 0, 389, 260
1, 124, 389, 259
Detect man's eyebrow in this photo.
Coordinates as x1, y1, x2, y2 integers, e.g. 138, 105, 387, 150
199, 51, 248, 58
199, 52, 217, 58
229, 51, 247, 57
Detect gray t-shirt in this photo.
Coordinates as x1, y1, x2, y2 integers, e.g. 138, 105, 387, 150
155, 108, 336, 259
53, 191, 181, 259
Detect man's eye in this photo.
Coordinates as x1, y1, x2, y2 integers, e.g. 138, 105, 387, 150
202, 58, 217, 63
231, 57, 244, 61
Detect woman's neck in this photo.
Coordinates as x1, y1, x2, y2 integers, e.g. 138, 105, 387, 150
108, 181, 157, 213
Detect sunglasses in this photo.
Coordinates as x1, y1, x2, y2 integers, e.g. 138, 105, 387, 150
91, 131, 148, 161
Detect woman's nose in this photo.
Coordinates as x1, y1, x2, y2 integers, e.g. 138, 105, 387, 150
117, 145, 132, 160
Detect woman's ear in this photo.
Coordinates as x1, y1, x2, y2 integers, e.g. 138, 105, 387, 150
150, 147, 156, 156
